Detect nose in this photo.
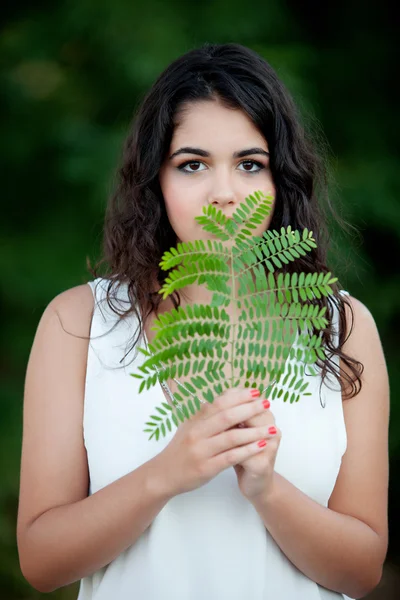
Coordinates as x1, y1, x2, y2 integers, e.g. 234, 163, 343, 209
208, 190, 237, 212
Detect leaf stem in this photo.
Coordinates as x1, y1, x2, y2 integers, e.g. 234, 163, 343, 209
230, 242, 236, 389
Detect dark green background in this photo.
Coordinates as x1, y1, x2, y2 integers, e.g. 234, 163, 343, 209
2, 1, 399, 597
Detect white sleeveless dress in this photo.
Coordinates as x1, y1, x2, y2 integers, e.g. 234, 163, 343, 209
77, 277, 354, 600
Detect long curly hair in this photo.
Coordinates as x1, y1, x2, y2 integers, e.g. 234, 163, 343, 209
87, 42, 363, 401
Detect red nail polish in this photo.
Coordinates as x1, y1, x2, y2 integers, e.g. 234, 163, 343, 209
250, 389, 260, 398
263, 400, 270, 409
258, 440, 267, 448
268, 426, 277, 435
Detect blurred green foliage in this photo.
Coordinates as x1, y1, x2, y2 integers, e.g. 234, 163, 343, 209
1, 0, 398, 597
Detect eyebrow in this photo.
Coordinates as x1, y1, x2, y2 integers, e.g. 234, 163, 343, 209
169, 146, 270, 160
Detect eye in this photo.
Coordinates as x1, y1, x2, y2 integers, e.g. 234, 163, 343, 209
177, 161, 207, 173
238, 160, 265, 173
177, 159, 265, 174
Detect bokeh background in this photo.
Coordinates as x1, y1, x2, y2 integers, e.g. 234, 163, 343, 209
1, 0, 399, 598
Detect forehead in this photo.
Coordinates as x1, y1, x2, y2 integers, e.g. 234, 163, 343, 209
172, 100, 267, 147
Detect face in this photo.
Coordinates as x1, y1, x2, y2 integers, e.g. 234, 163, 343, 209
159, 99, 276, 249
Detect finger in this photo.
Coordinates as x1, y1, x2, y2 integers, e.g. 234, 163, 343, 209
230, 402, 276, 430
237, 411, 276, 429
209, 424, 278, 456
204, 397, 272, 438
195, 387, 259, 422
212, 436, 270, 471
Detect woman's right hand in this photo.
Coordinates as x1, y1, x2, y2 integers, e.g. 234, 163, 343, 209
154, 387, 274, 496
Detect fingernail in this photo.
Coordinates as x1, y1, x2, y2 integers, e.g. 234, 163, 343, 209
263, 400, 270, 409
250, 389, 260, 398
258, 440, 267, 448
268, 426, 277, 435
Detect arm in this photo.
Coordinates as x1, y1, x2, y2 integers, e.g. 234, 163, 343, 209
17, 286, 174, 593
250, 296, 389, 599
22, 457, 173, 593
252, 473, 384, 599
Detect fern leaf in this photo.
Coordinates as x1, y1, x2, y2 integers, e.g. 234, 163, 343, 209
130, 189, 339, 441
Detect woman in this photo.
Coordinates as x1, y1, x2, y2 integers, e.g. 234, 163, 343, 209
17, 43, 389, 599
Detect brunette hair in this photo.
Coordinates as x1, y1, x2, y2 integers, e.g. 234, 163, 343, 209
87, 42, 363, 401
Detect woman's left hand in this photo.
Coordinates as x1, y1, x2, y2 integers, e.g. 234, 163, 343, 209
232, 400, 281, 501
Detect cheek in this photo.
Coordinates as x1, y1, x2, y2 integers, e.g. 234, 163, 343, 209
164, 195, 201, 241
163, 175, 206, 224
162, 173, 195, 214
165, 197, 193, 225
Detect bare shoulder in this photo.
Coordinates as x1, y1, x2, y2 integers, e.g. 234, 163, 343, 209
47, 282, 95, 333
328, 293, 389, 565
340, 292, 390, 439
342, 293, 381, 339
340, 293, 389, 393
17, 282, 95, 548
